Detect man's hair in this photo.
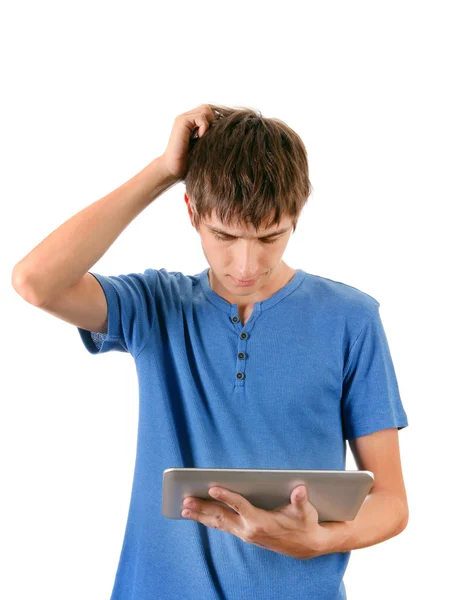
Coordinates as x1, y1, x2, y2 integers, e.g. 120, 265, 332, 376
183, 104, 313, 233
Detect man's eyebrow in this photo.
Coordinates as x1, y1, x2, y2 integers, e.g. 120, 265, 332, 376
206, 225, 291, 238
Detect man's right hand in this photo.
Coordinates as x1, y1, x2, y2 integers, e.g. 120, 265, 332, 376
159, 104, 218, 181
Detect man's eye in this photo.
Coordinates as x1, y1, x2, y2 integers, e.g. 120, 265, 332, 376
213, 234, 279, 244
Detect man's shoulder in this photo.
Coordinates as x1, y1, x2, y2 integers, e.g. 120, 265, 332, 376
301, 270, 380, 319
141, 267, 203, 288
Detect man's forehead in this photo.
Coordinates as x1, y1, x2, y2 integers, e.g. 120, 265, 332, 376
205, 210, 292, 236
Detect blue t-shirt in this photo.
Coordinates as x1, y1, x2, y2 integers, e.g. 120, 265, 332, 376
77, 267, 408, 600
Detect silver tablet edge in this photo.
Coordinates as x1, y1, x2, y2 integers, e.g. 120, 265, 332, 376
163, 467, 374, 480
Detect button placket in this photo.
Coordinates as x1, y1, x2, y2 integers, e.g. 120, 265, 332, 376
235, 330, 250, 386
229, 304, 261, 390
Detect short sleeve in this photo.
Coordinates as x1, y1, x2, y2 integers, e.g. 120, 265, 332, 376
341, 306, 409, 440
77, 269, 161, 357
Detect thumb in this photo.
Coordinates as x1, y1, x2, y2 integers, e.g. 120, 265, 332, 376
292, 485, 308, 506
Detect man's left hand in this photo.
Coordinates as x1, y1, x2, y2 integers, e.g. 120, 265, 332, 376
181, 484, 329, 559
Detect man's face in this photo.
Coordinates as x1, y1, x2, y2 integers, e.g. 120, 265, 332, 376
185, 195, 294, 296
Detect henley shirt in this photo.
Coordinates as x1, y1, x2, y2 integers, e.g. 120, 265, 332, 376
77, 266, 409, 600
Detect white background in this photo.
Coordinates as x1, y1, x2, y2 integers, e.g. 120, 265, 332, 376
2, 1, 463, 598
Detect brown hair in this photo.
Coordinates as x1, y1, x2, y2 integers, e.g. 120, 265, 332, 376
183, 103, 313, 233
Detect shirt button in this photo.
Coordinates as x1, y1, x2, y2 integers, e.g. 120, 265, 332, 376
240, 332, 248, 340
231, 316, 240, 323
236, 371, 245, 380
238, 352, 246, 360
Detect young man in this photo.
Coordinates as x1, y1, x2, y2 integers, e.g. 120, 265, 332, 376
12, 103, 409, 600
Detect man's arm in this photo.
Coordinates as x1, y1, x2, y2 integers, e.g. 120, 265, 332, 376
11, 157, 178, 307
11, 104, 217, 307
317, 428, 409, 555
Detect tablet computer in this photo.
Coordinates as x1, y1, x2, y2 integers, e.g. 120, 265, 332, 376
162, 468, 374, 521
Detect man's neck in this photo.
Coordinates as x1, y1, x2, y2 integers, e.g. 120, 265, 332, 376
208, 262, 296, 309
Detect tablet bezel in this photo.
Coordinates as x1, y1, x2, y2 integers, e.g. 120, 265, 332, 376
162, 468, 374, 522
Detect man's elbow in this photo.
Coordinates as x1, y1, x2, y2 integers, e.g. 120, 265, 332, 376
395, 502, 409, 536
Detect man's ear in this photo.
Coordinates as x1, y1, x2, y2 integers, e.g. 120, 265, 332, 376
184, 194, 196, 228
184, 193, 192, 217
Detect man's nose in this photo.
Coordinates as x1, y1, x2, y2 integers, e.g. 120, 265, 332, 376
235, 241, 260, 278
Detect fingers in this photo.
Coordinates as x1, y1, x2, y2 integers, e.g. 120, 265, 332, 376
181, 104, 218, 138
160, 103, 219, 180
191, 114, 210, 138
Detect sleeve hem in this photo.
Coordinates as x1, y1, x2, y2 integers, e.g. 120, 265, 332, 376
89, 272, 122, 342
344, 419, 409, 441
76, 272, 125, 354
